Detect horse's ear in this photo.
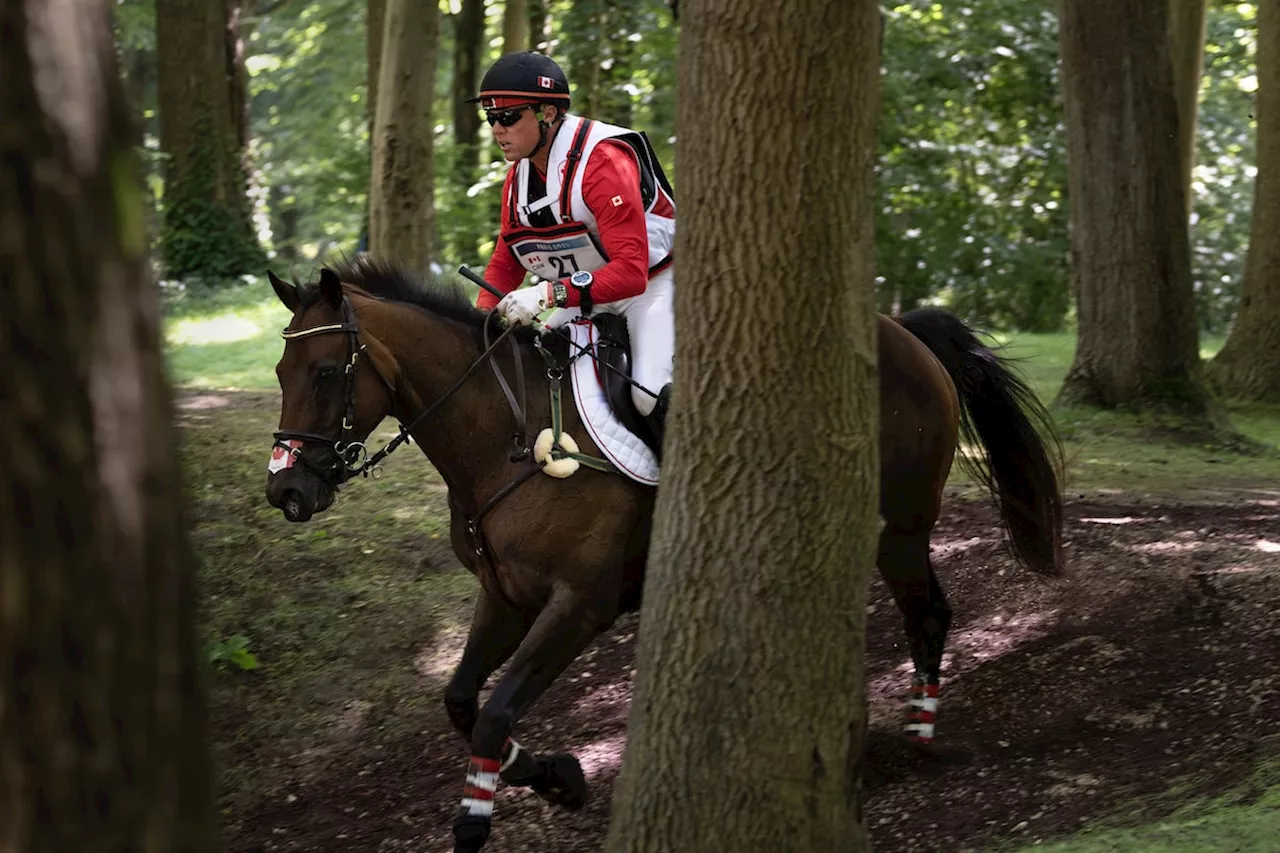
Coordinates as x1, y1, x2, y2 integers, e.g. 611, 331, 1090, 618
268, 270, 299, 312
318, 267, 344, 308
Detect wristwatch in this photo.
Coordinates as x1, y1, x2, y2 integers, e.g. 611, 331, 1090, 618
551, 281, 570, 308
570, 270, 595, 315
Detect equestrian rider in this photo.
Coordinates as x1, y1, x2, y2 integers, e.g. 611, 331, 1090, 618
470, 51, 676, 452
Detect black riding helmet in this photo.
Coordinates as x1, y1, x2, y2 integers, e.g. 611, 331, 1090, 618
469, 51, 572, 109
470, 52, 571, 158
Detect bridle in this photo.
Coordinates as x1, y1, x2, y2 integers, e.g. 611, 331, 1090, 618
271, 296, 522, 488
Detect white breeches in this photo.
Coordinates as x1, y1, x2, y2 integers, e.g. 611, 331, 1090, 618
546, 268, 674, 415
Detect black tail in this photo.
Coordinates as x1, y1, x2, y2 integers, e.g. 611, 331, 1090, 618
898, 307, 1064, 574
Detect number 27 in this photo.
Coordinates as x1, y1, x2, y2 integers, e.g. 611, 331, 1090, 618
548, 254, 580, 276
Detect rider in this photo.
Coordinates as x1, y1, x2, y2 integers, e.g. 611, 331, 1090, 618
469, 51, 676, 453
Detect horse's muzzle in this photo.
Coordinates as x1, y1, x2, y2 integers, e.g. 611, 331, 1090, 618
265, 470, 335, 522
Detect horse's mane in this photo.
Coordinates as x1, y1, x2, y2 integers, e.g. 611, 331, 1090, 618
296, 255, 486, 327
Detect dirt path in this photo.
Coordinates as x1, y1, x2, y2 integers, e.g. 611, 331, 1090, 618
220, 485, 1280, 852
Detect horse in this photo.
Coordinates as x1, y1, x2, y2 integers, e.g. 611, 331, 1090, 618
262, 257, 1063, 853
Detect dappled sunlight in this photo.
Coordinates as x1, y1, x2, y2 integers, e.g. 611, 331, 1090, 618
414, 624, 468, 681
1079, 514, 1160, 525
575, 732, 629, 778
1129, 540, 1206, 555
947, 609, 1057, 667
176, 393, 234, 410
930, 534, 994, 558
168, 313, 266, 345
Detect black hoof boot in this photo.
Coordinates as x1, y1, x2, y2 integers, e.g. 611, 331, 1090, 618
532, 754, 588, 811
452, 813, 491, 853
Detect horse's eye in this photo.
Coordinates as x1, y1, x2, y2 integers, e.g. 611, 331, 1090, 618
315, 365, 339, 383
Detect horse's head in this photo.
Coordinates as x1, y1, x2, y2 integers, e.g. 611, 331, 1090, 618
264, 267, 394, 522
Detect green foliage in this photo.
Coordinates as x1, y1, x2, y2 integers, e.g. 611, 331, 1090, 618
1192, 3, 1258, 331
247, 0, 370, 262
161, 190, 266, 282
206, 634, 260, 671
878, 1, 1070, 332
123, 0, 1261, 332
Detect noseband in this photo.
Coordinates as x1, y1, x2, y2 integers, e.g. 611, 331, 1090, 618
272, 296, 522, 487
273, 296, 371, 486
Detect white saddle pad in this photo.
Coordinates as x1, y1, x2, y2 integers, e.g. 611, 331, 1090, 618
567, 319, 660, 486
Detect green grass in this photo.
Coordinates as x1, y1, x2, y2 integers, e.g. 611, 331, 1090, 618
162, 277, 291, 390
1009, 759, 1280, 853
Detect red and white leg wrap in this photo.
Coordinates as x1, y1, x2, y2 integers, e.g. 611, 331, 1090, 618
905, 681, 940, 743
458, 755, 500, 819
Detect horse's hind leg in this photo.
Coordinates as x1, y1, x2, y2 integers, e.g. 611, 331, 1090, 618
452, 579, 619, 853
878, 526, 952, 743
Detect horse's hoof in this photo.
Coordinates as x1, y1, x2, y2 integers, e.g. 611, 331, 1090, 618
452, 813, 491, 852
534, 753, 588, 811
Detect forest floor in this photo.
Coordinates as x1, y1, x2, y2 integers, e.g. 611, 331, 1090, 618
187, 389, 1280, 853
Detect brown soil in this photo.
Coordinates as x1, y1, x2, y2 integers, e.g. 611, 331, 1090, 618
221, 490, 1280, 852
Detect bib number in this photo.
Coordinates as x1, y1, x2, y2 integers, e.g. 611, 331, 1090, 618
509, 228, 607, 280
548, 254, 581, 277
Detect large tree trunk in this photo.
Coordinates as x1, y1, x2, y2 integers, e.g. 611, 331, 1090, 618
156, 0, 262, 279
0, 0, 215, 848
529, 0, 547, 49
452, 0, 486, 187
503, 0, 527, 55
369, 0, 438, 275
1207, 0, 1280, 401
1056, 0, 1219, 420
1169, 0, 1208, 219
367, 0, 386, 132
226, 0, 251, 153
603, 0, 881, 850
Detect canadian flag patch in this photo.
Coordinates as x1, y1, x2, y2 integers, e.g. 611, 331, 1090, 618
611, 195, 624, 207
268, 440, 301, 474
537, 75, 555, 89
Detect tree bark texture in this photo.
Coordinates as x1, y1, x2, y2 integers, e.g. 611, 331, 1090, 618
156, 0, 262, 279
529, 0, 546, 50
0, 0, 215, 849
452, 0, 486, 187
369, 0, 438, 275
1207, 0, 1280, 401
1168, 0, 1208, 218
503, 0, 528, 55
1057, 0, 1215, 416
603, 0, 881, 850
367, 0, 386, 133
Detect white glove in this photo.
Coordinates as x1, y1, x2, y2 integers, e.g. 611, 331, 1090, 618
496, 284, 550, 327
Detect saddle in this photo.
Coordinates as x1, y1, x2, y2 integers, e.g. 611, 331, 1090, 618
585, 313, 662, 458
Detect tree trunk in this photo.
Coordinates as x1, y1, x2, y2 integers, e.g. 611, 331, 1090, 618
367, 0, 386, 132
452, 0, 486, 187
503, 0, 527, 55
226, 0, 251, 153
529, 0, 546, 49
369, 0, 438, 275
0, 0, 215, 848
156, 0, 262, 280
1207, 0, 1280, 401
1056, 0, 1220, 420
604, 0, 881, 850
1169, 0, 1208, 219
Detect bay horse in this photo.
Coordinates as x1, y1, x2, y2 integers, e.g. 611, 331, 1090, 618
262, 257, 1062, 853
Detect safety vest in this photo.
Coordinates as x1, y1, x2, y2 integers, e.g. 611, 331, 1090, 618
502, 115, 675, 282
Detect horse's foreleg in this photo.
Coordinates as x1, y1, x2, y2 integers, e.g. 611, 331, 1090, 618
443, 590, 531, 742
879, 528, 952, 744
451, 581, 618, 853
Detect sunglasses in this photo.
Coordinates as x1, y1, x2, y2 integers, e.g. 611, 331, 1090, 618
486, 106, 535, 128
